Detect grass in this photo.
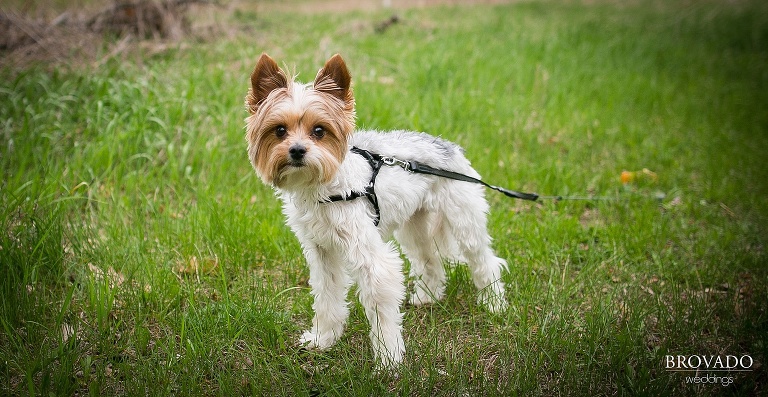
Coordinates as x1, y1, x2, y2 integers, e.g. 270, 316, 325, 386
2, 0, 767, 395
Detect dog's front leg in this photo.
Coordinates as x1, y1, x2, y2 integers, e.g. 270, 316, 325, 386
299, 244, 350, 351
347, 238, 406, 368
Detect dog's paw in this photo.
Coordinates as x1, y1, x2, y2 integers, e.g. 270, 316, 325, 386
409, 286, 444, 307
409, 291, 436, 306
298, 331, 322, 349
299, 331, 334, 351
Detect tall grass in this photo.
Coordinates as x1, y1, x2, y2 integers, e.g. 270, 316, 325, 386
2, 0, 767, 395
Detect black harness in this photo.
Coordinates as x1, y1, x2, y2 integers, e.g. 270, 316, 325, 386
322, 146, 540, 226
324, 147, 386, 225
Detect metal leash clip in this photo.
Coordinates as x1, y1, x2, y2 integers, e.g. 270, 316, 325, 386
381, 156, 412, 172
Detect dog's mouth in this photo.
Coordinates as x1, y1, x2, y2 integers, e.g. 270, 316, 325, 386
273, 159, 326, 189
275, 159, 310, 181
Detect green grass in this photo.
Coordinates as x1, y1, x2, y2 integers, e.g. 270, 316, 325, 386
2, 0, 767, 395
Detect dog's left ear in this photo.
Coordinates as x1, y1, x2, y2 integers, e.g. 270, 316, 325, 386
314, 54, 353, 106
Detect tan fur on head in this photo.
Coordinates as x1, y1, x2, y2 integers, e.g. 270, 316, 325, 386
245, 53, 356, 188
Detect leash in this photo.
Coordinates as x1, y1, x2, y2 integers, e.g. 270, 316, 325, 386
404, 158, 540, 201
378, 151, 617, 202
322, 147, 617, 226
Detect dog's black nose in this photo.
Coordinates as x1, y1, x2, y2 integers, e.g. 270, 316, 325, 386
289, 144, 307, 161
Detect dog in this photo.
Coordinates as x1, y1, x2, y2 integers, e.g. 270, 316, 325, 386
244, 53, 508, 368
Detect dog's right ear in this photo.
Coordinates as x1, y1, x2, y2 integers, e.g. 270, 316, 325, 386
314, 54, 353, 106
246, 53, 288, 114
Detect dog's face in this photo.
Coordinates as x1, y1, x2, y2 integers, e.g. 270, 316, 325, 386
245, 53, 356, 189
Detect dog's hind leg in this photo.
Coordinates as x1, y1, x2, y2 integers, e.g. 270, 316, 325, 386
441, 184, 509, 313
463, 246, 508, 313
396, 209, 447, 306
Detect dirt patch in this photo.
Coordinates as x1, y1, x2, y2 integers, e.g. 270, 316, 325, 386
87, 0, 196, 40
1, 10, 100, 69
0, 0, 215, 70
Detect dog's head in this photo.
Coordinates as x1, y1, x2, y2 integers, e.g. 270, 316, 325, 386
245, 53, 356, 190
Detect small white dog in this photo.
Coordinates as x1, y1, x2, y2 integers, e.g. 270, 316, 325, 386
245, 53, 508, 368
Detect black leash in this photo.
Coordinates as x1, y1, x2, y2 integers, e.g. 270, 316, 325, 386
405, 159, 540, 201
378, 151, 617, 202
322, 147, 615, 225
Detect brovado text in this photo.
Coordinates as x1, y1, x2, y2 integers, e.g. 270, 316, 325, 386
665, 354, 754, 371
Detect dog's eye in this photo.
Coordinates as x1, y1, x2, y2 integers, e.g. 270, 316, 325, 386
275, 125, 287, 138
311, 126, 325, 140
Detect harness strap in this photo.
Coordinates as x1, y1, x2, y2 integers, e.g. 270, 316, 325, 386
324, 147, 384, 225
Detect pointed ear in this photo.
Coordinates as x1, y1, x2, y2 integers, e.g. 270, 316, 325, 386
246, 53, 288, 114
313, 54, 353, 105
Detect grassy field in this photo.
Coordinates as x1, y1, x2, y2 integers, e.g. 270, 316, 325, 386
2, 0, 767, 395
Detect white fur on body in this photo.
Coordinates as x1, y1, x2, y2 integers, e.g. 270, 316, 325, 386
279, 130, 508, 367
